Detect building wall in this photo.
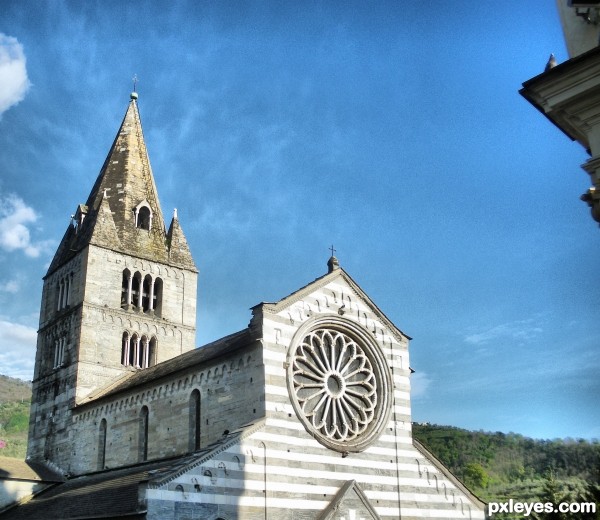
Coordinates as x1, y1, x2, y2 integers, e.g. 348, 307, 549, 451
27, 250, 88, 465
28, 241, 198, 470
75, 244, 197, 403
556, 1, 600, 58
139, 275, 482, 519
67, 342, 265, 475
145, 425, 486, 520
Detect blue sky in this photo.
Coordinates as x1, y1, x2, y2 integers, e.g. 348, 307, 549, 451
0, 1, 598, 441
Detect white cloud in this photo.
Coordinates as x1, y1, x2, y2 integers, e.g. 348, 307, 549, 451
464, 318, 544, 346
0, 194, 52, 258
411, 371, 431, 398
0, 278, 19, 293
0, 33, 31, 115
0, 319, 36, 381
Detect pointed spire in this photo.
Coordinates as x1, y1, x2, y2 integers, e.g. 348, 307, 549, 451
85, 95, 166, 236
167, 210, 196, 270
47, 94, 197, 275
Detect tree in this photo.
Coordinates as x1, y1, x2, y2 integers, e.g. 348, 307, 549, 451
464, 462, 489, 490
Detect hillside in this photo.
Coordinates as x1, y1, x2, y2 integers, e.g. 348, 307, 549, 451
0, 375, 32, 459
0, 375, 31, 403
413, 423, 600, 518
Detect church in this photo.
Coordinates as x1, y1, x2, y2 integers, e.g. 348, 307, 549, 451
0, 92, 486, 519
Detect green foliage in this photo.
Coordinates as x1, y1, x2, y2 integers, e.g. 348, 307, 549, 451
464, 462, 490, 490
0, 388, 31, 460
413, 422, 600, 508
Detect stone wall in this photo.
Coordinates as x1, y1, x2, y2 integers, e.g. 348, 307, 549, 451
68, 342, 265, 475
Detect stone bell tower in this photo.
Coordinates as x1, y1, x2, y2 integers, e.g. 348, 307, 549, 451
27, 92, 198, 469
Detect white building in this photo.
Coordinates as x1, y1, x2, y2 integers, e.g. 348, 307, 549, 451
521, 1, 600, 224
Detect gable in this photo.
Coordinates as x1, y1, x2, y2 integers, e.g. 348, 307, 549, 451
252, 267, 410, 344
318, 480, 380, 520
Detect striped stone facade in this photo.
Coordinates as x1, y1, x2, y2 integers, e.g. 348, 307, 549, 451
135, 272, 486, 519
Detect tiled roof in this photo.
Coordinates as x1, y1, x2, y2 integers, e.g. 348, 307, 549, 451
80, 328, 255, 405
0, 458, 64, 483
0, 458, 181, 520
0, 422, 265, 519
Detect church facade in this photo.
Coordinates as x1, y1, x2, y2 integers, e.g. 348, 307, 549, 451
1, 94, 486, 519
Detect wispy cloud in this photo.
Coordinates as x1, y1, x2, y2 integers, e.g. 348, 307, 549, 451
0, 194, 53, 258
0, 319, 36, 381
411, 371, 432, 398
464, 318, 544, 347
0, 33, 31, 116
0, 278, 19, 293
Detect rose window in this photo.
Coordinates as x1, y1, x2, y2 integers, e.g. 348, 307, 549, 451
288, 325, 391, 452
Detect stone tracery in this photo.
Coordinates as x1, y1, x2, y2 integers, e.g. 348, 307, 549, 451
292, 329, 377, 442
288, 323, 392, 452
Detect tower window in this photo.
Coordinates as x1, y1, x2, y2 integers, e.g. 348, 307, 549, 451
53, 337, 66, 369
121, 269, 131, 308
120, 270, 162, 317
152, 278, 163, 316
56, 273, 73, 311
134, 202, 153, 231
122, 332, 157, 369
142, 275, 151, 311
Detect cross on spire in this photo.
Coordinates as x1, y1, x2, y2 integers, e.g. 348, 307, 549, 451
132, 74, 138, 92
327, 245, 340, 273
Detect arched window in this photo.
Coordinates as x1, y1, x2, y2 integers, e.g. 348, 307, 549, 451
135, 201, 153, 231
121, 269, 131, 308
152, 277, 163, 317
139, 406, 149, 462
142, 275, 152, 312
130, 334, 140, 367
149, 337, 157, 367
53, 337, 66, 369
98, 419, 107, 470
121, 269, 162, 315
56, 273, 72, 311
131, 273, 141, 309
137, 206, 151, 230
121, 332, 130, 366
140, 336, 149, 369
122, 333, 156, 369
189, 390, 201, 452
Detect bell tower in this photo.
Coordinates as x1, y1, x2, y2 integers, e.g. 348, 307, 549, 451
27, 93, 198, 468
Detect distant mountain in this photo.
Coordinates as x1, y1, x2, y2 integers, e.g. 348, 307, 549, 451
0, 374, 32, 403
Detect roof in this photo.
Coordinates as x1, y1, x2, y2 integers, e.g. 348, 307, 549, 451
0, 458, 64, 483
46, 96, 196, 276
413, 439, 486, 508
0, 421, 265, 520
0, 458, 175, 520
79, 328, 256, 406
520, 45, 600, 154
